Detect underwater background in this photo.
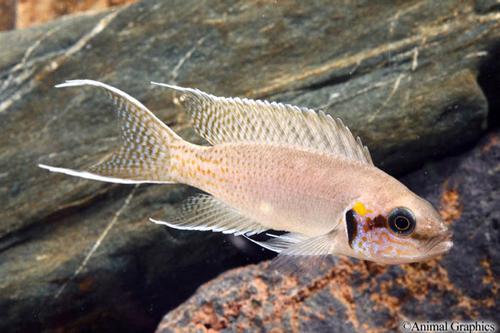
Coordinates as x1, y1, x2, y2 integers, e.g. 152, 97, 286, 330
0, 0, 498, 332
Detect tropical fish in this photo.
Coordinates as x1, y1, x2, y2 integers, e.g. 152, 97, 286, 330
39, 79, 453, 265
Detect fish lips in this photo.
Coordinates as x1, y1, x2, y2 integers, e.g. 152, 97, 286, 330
426, 231, 454, 257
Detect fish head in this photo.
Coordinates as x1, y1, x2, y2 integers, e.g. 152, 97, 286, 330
344, 191, 453, 264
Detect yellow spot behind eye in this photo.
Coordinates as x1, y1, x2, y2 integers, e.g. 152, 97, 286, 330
353, 201, 372, 216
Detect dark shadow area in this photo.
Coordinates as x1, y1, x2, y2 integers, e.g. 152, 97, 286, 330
478, 42, 500, 129
140, 237, 275, 332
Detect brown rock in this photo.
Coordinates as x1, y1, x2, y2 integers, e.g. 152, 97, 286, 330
0, 0, 16, 31
0, 0, 137, 30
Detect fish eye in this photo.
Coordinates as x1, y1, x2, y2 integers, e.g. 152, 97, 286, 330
388, 207, 416, 235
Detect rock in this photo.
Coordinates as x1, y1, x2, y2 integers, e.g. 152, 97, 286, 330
0, 0, 15, 31
156, 130, 500, 333
0, 0, 499, 332
14, 0, 137, 29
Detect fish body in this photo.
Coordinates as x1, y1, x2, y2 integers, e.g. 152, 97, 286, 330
176, 143, 382, 236
39, 80, 453, 265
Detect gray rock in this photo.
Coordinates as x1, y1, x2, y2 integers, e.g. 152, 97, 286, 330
0, 0, 498, 332
156, 129, 500, 333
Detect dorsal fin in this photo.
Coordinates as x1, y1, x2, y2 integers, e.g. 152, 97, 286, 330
152, 82, 373, 165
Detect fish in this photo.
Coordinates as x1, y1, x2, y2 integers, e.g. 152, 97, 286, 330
39, 79, 453, 266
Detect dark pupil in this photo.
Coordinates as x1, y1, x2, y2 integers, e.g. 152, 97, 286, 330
394, 216, 410, 230
388, 207, 416, 235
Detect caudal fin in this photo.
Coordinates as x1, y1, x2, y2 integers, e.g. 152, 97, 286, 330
39, 79, 184, 184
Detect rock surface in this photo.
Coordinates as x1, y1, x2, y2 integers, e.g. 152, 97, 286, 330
0, 0, 16, 30
0, 0, 137, 31
0, 0, 499, 332
156, 130, 500, 333
15, 0, 137, 29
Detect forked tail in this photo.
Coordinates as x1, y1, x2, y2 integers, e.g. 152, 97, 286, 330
39, 80, 186, 184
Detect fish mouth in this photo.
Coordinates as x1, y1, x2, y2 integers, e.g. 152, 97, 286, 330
425, 232, 453, 256
429, 239, 453, 256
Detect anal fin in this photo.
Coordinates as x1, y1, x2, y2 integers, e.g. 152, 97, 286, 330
150, 194, 267, 236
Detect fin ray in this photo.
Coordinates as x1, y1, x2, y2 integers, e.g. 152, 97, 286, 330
246, 231, 338, 273
41, 80, 183, 184
152, 82, 373, 165
37, 164, 172, 184
151, 194, 267, 236
270, 231, 338, 273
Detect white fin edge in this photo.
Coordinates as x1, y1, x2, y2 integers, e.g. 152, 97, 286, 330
150, 194, 268, 236
266, 232, 308, 243
151, 81, 373, 165
38, 164, 173, 184
151, 218, 263, 236
245, 231, 337, 256
47, 79, 185, 184
244, 232, 309, 253
243, 235, 284, 253
55, 80, 174, 135
150, 81, 193, 93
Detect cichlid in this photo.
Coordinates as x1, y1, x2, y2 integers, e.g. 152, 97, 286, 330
39, 80, 453, 265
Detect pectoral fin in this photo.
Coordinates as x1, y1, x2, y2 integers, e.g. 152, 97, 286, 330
244, 232, 308, 253
272, 231, 339, 273
246, 230, 340, 273
279, 232, 337, 256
